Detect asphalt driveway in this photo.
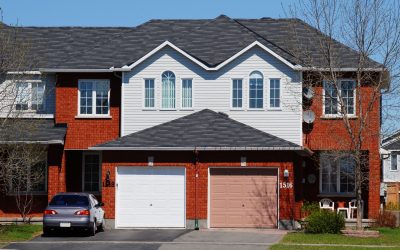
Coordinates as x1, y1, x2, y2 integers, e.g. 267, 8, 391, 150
3, 228, 286, 250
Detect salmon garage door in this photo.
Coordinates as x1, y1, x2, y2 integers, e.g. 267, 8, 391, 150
210, 168, 278, 228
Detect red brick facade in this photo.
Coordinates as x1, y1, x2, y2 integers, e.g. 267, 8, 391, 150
101, 151, 301, 222
0, 72, 381, 227
303, 84, 381, 218
55, 73, 121, 150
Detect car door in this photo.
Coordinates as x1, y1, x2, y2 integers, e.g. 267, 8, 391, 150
91, 195, 103, 225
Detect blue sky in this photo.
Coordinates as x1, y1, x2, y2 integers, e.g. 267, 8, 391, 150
0, 0, 295, 26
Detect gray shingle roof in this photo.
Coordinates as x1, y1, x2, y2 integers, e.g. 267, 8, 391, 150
0, 119, 66, 144
93, 109, 301, 150
383, 130, 400, 150
3, 15, 380, 70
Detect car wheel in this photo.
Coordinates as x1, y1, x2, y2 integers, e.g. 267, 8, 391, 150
43, 227, 51, 236
98, 218, 105, 232
88, 221, 96, 236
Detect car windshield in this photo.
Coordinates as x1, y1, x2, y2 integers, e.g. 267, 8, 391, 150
49, 195, 89, 206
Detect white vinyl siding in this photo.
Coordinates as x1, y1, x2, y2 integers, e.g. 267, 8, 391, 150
144, 79, 155, 108
122, 46, 302, 145
232, 79, 243, 108
269, 79, 280, 108
383, 150, 400, 182
78, 80, 110, 116
161, 71, 176, 109
181, 79, 192, 109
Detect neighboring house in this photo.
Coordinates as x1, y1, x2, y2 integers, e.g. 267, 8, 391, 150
0, 15, 382, 229
381, 132, 400, 206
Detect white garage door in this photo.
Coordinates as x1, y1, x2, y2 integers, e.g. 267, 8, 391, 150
116, 167, 185, 228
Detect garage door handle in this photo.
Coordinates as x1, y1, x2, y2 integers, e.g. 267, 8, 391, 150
150, 204, 152, 206
242, 204, 245, 207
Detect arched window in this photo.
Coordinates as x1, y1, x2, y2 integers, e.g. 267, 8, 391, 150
161, 71, 176, 109
249, 71, 263, 108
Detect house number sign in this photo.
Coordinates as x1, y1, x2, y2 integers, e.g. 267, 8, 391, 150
279, 182, 293, 189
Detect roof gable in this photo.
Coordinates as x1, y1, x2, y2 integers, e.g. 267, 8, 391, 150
92, 109, 301, 150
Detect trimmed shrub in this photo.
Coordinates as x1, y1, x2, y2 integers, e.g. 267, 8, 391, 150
372, 210, 397, 228
301, 201, 320, 218
305, 209, 345, 234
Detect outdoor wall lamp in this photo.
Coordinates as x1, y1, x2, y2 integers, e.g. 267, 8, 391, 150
284, 169, 289, 178
240, 157, 247, 167
148, 156, 154, 167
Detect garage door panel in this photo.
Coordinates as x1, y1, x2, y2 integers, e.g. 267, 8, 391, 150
210, 168, 278, 228
116, 167, 185, 228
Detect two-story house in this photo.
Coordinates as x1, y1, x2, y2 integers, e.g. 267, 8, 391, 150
382, 131, 400, 206
0, 15, 382, 229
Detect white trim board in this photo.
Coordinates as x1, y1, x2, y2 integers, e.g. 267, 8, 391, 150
113, 41, 300, 72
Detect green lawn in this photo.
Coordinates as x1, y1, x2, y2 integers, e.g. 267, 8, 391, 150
271, 245, 400, 250
0, 224, 42, 243
271, 228, 400, 249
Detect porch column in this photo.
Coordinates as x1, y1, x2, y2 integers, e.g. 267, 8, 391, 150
368, 149, 381, 218
47, 145, 66, 202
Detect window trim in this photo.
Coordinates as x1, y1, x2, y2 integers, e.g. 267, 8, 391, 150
230, 78, 244, 110
268, 78, 282, 110
319, 153, 355, 195
248, 71, 264, 110
322, 79, 357, 118
160, 71, 177, 110
77, 79, 111, 117
181, 78, 194, 110
15, 80, 46, 112
7, 156, 48, 196
143, 78, 156, 110
82, 151, 102, 194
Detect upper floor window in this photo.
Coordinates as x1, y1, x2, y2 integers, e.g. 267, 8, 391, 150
181, 79, 192, 109
78, 80, 110, 116
269, 79, 280, 108
391, 153, 399, 171
232, 79, 243, 108
249, 71, 263, 109
320, 153, 355, 194
16, 82, 45, 111
144, 79, 155, 108
161, 71, 175, 109
324, 80, 356, 116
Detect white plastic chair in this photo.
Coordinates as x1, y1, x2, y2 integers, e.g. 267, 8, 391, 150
349, 199, 364, 219
319, 198, 335, 211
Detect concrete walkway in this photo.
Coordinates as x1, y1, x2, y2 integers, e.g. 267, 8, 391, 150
3, 228, 286, 250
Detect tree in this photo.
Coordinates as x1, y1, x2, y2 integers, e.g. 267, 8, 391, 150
0, 11, 48, 223
287, 0, 400, 229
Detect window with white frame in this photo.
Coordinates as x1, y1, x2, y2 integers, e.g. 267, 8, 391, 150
391, 152, 399, 171
78, 80, 110, 116
324, 80, 356, 115
320, 153, 355, 194
181, 79, 192, 108
161, 71, 175, 109
9, 159, 47, 193
16, 82, 45, 111
269, 79, 280, 108
232, 79, 243, 108
249, 71, 263, 109
83, 153, 100, 192
144, 79, 155, 108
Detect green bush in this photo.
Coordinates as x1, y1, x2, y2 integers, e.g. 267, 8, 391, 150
305, 209, 345, 234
